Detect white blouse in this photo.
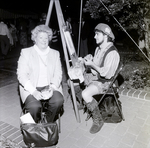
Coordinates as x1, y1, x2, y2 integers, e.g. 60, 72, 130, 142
34, 45, 49, 87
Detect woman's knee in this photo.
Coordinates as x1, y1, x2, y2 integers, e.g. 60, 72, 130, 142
55, 97, 64, 107
50, 91, 64, 107
25, 95, 42, 112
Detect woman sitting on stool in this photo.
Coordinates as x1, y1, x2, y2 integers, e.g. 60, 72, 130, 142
17, 25, 64, 123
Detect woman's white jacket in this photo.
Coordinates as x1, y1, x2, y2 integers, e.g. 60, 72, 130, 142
17, 45, 63, 103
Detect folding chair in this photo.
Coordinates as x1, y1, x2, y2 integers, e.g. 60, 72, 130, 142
96, 62, 125, 121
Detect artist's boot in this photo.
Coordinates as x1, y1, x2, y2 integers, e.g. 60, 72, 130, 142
86, 99, 104, 134
90, 106, 104, 134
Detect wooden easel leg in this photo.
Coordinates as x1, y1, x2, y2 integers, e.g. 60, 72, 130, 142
45, 0, 54, 26
69, 80, 81, 122
45, 0, 81, 122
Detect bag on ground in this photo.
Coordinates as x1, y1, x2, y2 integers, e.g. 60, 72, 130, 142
20, 114, 59, 147
98, 95, 122, 123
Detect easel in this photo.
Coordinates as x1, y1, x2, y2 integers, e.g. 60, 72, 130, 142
45, 0, 81, 122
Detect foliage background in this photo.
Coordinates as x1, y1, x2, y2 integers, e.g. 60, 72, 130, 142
83, 0, 150, 58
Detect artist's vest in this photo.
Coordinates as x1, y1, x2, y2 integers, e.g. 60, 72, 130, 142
98, 45, 118, 82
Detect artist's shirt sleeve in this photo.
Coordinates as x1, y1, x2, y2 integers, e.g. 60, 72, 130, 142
99, 50, 120, 79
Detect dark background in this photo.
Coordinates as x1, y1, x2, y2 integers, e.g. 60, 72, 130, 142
0, 0, 86, 18
0, 0, 139, 51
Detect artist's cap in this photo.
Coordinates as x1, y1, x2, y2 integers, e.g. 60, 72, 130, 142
95, 23, 115, 40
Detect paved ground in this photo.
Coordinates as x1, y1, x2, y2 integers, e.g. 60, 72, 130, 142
0, 48, 150, 148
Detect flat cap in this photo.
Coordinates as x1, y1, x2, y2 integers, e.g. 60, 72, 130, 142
95, 23, 115, 40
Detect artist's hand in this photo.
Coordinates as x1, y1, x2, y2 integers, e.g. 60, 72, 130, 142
84, 58, 93, 67
32, 90, 43, 101
84, 54, 93, 61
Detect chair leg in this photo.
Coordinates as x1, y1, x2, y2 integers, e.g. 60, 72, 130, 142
58, 113, 61, 133
113, 93, 125, 121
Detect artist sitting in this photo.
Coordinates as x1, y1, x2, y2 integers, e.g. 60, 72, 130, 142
82, 23, 120, 134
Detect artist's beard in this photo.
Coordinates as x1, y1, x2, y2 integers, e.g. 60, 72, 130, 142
97, 39, 104, 46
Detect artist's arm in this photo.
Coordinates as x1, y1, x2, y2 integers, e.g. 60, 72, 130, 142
84, 51, 119, 79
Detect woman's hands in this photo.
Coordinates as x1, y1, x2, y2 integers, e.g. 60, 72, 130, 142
32, 87, 54, 101
32, 90, 43, 101
41, 87, 54, 100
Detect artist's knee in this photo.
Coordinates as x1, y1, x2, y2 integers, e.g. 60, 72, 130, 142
82, 88, 90, 101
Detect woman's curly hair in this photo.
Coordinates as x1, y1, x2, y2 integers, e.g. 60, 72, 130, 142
31, 25, 53, 42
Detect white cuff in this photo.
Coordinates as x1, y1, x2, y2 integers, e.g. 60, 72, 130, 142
24, 80, 36, 94
50, 84, 57, 90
